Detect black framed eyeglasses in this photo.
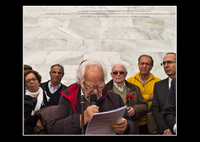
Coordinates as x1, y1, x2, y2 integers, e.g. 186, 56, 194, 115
84, 81, 105, 92
161, 61, 176, 66
25, 78, 37, 83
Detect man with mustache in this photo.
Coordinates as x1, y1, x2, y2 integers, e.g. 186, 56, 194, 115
127, 54, 161, 134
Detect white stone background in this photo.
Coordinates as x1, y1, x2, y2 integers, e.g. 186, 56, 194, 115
23, 6, 176, 86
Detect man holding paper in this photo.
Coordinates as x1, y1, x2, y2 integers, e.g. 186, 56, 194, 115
47, 60, 136, 134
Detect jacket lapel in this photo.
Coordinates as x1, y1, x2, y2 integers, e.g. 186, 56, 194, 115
163, 77, 170, 99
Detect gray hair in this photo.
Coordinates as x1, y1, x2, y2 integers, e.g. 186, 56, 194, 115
76, 60, 107, 84
138, 54, 154, 66
50, 64, 64, 74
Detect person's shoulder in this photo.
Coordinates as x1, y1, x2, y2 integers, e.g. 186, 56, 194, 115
107, 90, 121, 98
61, 83, 67, 90
126, 80, 140, 90
127, 72, 139, 81
155, 77, 168, 85
40, 81, 49, 89
155, 76, 161, 81
150, 73, 161, 82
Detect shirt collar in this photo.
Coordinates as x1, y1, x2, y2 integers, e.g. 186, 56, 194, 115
139, 73, 150, 85
168, 77, 172, 89
113, 81, 125, 92
48, 81, 61, 93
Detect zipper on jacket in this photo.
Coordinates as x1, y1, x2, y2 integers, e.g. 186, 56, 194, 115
142, 78, 153, 92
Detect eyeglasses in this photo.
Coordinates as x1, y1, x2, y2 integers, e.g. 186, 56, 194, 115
25, 78, 37, 83
112, 71, 125, 75
161, 61, 176, 66
84, 81, 105, 92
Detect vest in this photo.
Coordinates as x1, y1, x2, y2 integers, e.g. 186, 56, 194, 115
45, 83, 62, 102
112, 84, 127, 104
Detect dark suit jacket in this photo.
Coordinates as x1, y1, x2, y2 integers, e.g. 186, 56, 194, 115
151, 77, 169, 134
162, 77, 176, 133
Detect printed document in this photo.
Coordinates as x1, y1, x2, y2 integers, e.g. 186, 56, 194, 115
85, 105, 126, 135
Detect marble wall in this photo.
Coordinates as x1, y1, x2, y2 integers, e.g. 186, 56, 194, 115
23, 6, 176, 86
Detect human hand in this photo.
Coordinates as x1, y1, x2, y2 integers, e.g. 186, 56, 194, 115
80, 105, 99, 128
127, 107, 135, 117
148, 95, 153, 101
111, 118, 127, 134
163, 129, 172, 135
33, 119, 45, 133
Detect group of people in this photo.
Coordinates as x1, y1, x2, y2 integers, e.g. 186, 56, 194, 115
24, 53, 176, 135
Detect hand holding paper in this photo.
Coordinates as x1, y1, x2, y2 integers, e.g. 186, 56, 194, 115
85, 105, 127, 135
111, 118, 127, 134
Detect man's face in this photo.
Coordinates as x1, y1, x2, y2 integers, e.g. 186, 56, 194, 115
138, 56, 153, 75
81, 65, 104, 100
111, 64, 127, 84
50, 66, 64, 84
163, 54, 176, 78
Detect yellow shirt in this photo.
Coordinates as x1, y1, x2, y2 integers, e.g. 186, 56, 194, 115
127, 72, 161, 126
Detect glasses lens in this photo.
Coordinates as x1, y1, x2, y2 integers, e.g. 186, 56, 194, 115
26, 78, 37, 83
119, 71, 125, 75
85, 84, 94, 91
113, 71, 125, 75
84, 81, 105, 92
113, 72, 118, 75
161, 61, 176, 66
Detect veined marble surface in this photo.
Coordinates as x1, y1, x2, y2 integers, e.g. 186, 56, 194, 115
23, 6, 176, 86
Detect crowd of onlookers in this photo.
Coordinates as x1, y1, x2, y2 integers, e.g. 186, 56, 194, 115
24, 53, 176, 135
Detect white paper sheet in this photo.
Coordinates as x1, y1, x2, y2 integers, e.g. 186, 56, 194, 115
85, 105, 127, 135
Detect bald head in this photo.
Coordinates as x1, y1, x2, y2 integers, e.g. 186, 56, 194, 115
85, 65, 104, 84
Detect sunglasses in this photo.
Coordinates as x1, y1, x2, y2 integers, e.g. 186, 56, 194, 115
112, 71, 125, 75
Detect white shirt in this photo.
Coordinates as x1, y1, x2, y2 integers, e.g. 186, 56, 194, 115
113, 82, 125, 92
173, 123, 176, 133
168, 77, 172, 89
48, 81, 61, 94
169, 77, 176, 134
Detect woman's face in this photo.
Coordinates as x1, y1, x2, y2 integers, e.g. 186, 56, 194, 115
25, 73, 40, 92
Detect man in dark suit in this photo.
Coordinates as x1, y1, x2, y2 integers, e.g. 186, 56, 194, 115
162, 77, 176, 134
151, 53, 176, 134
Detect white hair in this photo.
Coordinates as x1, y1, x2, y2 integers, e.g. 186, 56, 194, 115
111, 63, 127, 73
76, 59, 107, 84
